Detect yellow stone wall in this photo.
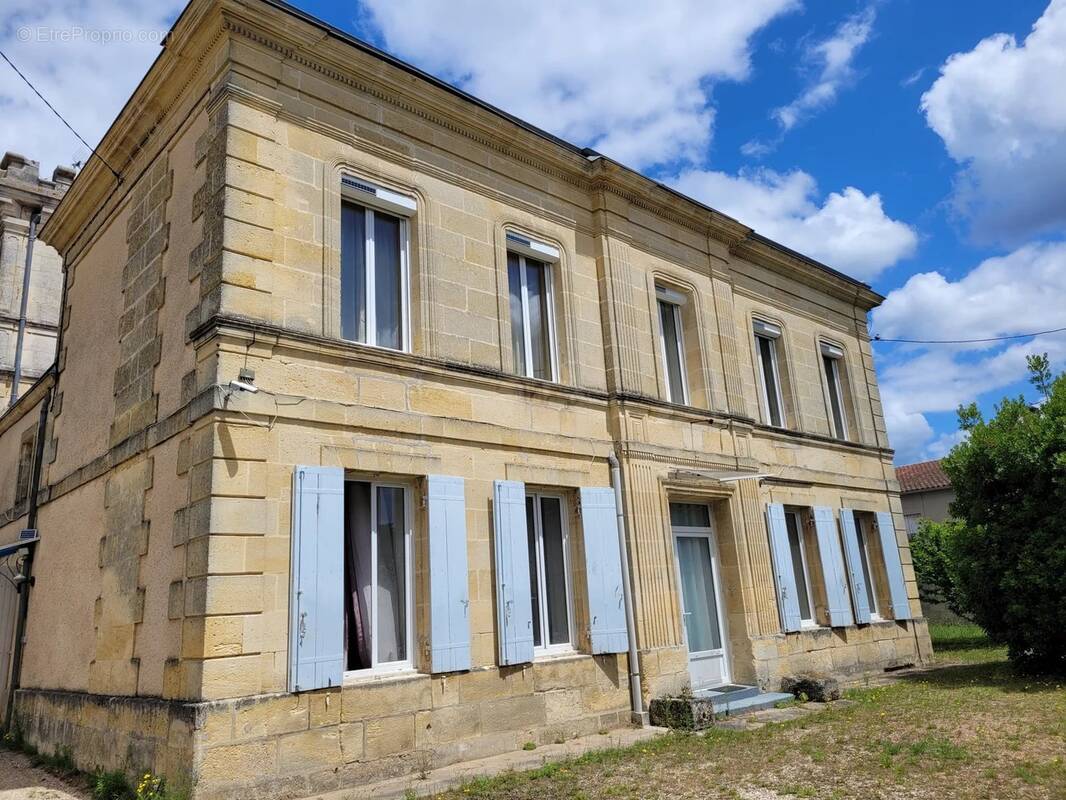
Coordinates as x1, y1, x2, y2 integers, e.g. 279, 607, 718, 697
5, 1, 930, 796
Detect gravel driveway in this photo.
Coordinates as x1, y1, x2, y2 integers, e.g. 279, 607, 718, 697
0, 751, 87, 799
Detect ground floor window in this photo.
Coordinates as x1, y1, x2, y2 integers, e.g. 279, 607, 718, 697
344, 481, 412, 672
784, 509, 816, 627
856, 514, 882, 619
525, 493, 573, 654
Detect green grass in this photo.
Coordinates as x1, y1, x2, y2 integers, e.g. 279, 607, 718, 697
441, 625, 1065, 799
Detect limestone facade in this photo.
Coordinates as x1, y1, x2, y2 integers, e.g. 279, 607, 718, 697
0, 1, 929, 797
0, 153, 72, 402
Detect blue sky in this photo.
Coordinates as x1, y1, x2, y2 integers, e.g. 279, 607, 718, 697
2, 0, 1064, 463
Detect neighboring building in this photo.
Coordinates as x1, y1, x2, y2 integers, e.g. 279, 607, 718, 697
897, 459, 954, 536
0, 152, 72, 402
0, 1, 929, 797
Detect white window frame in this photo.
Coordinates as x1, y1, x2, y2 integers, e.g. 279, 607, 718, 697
344, 480, 415, 679
820, 342, 849, 440
507, 249, 560, 382
754, 321, 786, 428
856, 514, 882, 620
785, 509, 818, 628
656, 286, 689, 405
527, 491, 575, 657
340, 177, 414, 352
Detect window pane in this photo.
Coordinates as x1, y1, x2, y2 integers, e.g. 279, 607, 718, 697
659, 300, 685, 402
785, 512, 813, 622
344, 481, 373, 671
340, 202, 367, 342
539, 497, 569, 645
758, 336, 783, 426
676, 536, 722, 651
525, 496, 541, 648
375, 486, 406, 663
374, 212, 403, 350
670, 502, 711, 528
857, 522, 879, 614
526, 260, 553, 380
508, 254, 527, 377
824, 355, 846, 439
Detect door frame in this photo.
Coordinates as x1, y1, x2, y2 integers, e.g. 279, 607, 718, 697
672, 515, 731, 688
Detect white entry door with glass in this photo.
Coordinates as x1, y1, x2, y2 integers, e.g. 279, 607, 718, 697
671, 502, 730, 689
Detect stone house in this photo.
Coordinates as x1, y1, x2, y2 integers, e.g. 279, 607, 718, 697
897, 458, 954, 537
0, 0, 929, 797
0, 152, 72, 403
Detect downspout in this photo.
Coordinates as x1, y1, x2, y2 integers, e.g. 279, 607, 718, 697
9, 211, 41, 408
608, 451, 645, 723
4, 385, 51, 730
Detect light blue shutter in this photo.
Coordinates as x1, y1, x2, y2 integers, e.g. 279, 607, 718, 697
838, 508, 871, 624
579, 487, 628, 654
765, 503, 802, 633
875, 511, 912, 620
813, 506, 854, 627
289, 466, 345, 692
427, 475, 471, 673
493, 480, 534, 665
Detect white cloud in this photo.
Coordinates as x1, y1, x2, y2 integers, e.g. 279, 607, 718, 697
773, 6, 876, 132
920, 0, 1066, 240
872, 241, 1066, 462
357, 0, 798, 170
671, 167, 917, 280
873, 241, 1066, 343
0, 1, 182, 177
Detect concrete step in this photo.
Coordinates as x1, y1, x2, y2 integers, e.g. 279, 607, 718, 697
710, 691, 794, 716
694, 684, 761, 703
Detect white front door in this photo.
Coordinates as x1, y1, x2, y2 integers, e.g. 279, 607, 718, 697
672, 503, 730, 689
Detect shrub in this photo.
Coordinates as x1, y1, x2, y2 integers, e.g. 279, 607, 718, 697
910, 517, 973, 621
940, 356, 1066, 672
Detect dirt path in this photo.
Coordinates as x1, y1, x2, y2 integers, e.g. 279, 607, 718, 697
0, 751, 87, 800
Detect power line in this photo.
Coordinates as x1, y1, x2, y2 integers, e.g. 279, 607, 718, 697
873, 325, 1066, 345
0, 48, 122, 183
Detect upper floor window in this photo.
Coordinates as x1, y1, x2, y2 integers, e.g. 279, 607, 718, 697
821, 342, 849, 440
506, 232, 559, 381
14, 431, 36, 506
753, 320, 785, 427
340, 176, 415, 351
656, 285, 689, 404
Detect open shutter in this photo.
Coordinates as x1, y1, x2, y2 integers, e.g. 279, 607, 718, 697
813, 507, 854, 627
493, 480, 534, 665
289, 466, 345, 692
579, 487, 628, 654
427, 475, 471, 673
838, 508, 871, 624
765, 503, 802, 633
875, 511, 912, 620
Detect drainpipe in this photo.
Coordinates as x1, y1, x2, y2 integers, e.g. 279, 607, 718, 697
9, 211, 41, 408
4, 386, 51, 731
608, 451, 644, 723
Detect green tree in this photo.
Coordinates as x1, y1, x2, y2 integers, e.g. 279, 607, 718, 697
910, 518, 973, 621
940, 358, 1066, 672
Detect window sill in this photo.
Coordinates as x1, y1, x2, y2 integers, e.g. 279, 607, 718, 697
342, 667, 423, 687
533, 648, 581, 663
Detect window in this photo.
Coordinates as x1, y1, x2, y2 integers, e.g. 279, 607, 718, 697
784, 510, 816, 627
506, 232, 559, 381
14, 432, 35, 506
343, 481, 413, 673
339, 176, 414, 350
821, 342, 849, 440
525, 493, 572, 654
656, 286, 688, 404
754, 320, 785, 427
855, 514, 881, 619
904, 513, 921, 539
